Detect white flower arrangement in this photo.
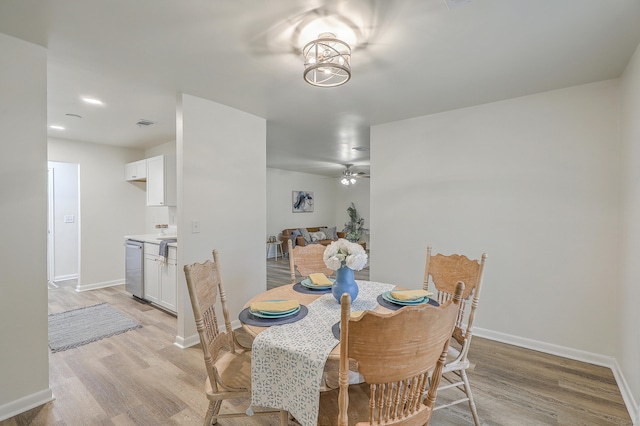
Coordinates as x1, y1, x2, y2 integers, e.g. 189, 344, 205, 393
323, 238, 368, 271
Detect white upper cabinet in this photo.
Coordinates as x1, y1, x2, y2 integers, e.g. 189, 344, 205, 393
124, 159, 147, 181
146, 154, 176, 206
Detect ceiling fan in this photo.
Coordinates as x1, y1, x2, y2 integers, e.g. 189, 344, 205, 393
340, 164, 369, 185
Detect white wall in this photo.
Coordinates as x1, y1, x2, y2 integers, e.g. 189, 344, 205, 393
49, 161, 79, 280
48, 138, 146, 290
0, 33, 52, 420
145, 140, 177, 234
176, 94, 266, 346
371, 81, 620, 357
619, 41, 640, 422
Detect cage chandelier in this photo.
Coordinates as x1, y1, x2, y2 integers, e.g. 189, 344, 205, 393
303, 32, 351, 87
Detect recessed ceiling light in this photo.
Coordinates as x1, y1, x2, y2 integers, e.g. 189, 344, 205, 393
81, 97, 104, 105
135, 119, 156, 127
49, 125, 65, 130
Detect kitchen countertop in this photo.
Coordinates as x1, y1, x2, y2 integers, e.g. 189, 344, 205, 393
125, 234, 178, 247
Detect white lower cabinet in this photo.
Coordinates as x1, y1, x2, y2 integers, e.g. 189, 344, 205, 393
143, 243, 177, 313
143, 252, 160, 303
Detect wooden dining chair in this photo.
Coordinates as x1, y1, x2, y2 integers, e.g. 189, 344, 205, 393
288, 239, 335, 284
337, 282, 464, 426
184, 250, 288, 426
423, 246, 487, 425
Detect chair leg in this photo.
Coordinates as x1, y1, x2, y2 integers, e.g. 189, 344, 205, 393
279, 410, 289, 425
460, 370, 480, 426
204, 401, 214, 426
205, 400, 222, 425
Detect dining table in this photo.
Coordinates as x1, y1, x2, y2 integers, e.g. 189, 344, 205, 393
240, 279, 438, 426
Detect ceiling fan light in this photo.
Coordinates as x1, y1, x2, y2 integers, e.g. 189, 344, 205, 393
303, 33, 351, 88
350, 178, 356, 184
341, 177, 349, 185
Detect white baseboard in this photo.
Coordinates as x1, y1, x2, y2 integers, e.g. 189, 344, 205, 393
475, 327, 638, 424
174, 320, 242, 350
75, 279, 123, 292
174, 333, 199, 349
53, 273, 78, 282
475, 327, 615, 367
0, 388, 54, 422
609, 358, 640, 426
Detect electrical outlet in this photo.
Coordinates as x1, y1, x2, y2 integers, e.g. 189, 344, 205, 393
64, 215, 75, 223
191, 220, 200, 233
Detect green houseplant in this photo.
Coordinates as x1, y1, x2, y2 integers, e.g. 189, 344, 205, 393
343, 202, 368, 242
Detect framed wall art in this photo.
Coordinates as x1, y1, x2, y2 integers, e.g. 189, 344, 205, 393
292, 191, 314, 213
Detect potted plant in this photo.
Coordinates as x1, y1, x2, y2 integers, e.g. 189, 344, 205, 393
342, 202, 368, 243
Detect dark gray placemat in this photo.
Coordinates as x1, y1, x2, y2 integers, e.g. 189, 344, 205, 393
239, 305, 308, 327
376, 294, 440, 311
332, 322, 340, 340
292, 282, 332, 294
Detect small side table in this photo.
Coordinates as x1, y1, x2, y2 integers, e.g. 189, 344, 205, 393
266, 241, 283, 261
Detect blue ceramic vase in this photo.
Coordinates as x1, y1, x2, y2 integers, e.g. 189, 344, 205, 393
332, 264, 359, 303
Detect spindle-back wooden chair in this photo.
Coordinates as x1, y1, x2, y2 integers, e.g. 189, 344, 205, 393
288, 239, 335, 284
184, 250, 288, 426
423, 246, 487, 425
337, 282, 464, 425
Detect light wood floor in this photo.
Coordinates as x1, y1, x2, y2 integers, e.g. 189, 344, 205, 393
2, 259, 631, 425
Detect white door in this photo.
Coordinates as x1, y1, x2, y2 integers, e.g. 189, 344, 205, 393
48, 161, 80, 285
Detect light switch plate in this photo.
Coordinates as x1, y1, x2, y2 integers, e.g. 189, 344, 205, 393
191, 220, 200, 233
64, 215, 75, 223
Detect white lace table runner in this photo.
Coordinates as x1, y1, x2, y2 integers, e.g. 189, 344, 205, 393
250, 280, 394, 426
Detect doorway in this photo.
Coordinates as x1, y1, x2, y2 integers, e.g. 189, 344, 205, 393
47, 161, 80, 287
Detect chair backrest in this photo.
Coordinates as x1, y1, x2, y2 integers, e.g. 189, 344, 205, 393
183, 249, 235, 393
338, 283, 464, 426
288, 239, 335, 284
423, 246, 487, 350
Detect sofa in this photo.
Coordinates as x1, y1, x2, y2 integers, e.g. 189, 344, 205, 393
281, 226, 345, 255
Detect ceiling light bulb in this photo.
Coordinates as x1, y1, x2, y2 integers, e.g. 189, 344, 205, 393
82, 97, 104, 105
49, 125, 65, 130
350, 178, 356, 184
341, 178, 349, 185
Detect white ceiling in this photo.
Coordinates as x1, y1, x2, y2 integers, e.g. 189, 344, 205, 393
1, 0, 639, 177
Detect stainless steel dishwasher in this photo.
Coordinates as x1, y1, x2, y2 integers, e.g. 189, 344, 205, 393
125, 239, 144, 298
